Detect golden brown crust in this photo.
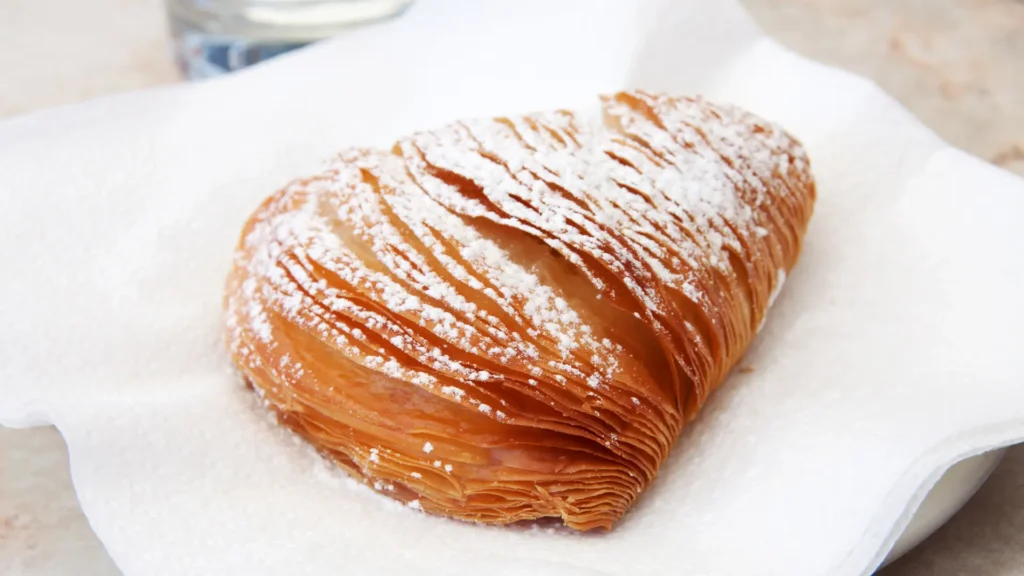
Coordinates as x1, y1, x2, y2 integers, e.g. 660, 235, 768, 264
224, 91, 816, 530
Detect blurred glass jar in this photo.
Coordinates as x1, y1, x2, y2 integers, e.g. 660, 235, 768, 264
167, 0, 414, 79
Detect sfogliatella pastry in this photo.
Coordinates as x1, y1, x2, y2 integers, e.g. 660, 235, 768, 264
225, 91, 816, 531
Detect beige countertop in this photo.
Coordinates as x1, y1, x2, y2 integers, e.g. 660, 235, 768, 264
1, 0, 1022, 574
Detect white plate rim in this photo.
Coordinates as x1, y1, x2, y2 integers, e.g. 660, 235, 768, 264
882, 448, 1006, 566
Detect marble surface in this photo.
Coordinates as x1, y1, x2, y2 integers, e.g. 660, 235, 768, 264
1, 0, 1022, 574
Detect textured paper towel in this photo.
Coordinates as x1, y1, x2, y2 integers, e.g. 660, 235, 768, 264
1, 1, 1023, 575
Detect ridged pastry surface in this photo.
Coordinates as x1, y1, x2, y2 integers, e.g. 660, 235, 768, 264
224, 91, 816, 530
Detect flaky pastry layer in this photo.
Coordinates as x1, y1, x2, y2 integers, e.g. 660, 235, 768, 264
225, 91, 816, 530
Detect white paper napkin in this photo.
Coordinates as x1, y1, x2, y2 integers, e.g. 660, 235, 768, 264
1, 1, 1022, 575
